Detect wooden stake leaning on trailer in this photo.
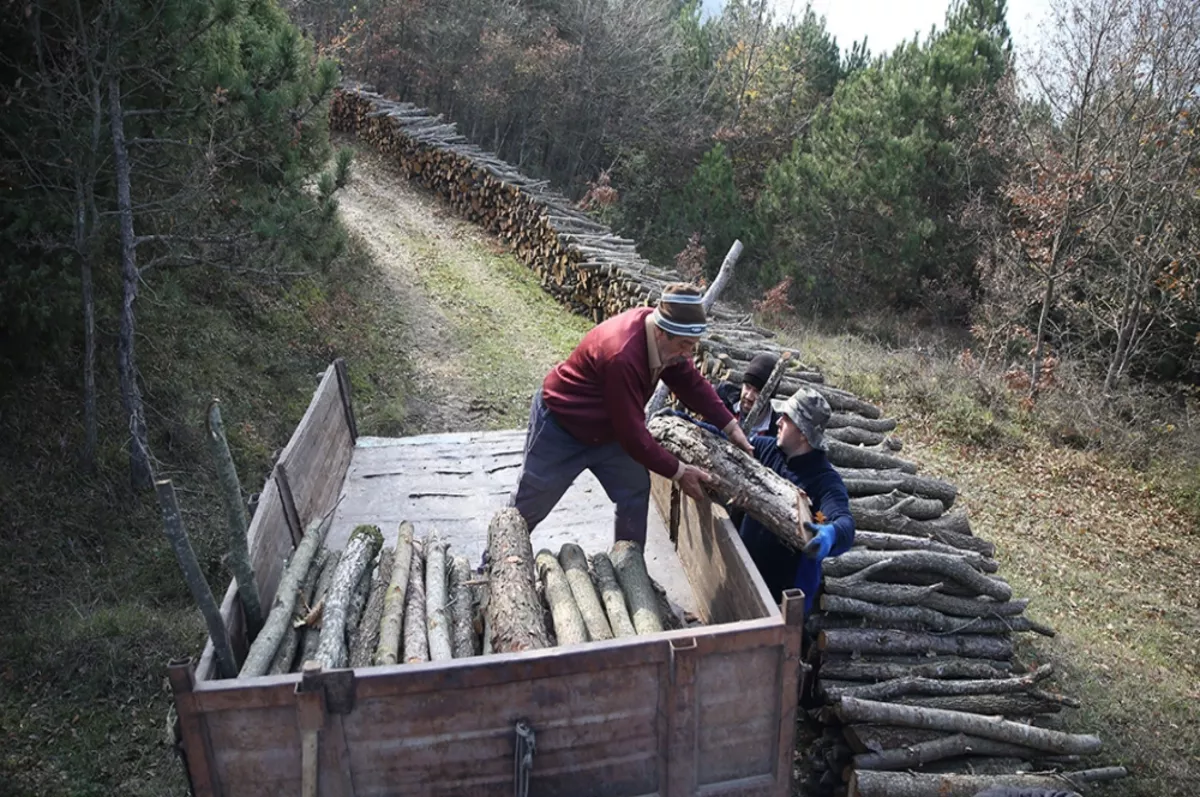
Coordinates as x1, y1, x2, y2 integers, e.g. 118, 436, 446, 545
536, 549, 589, 645
610, 541, 664, 635
155, 478, 239, 679
590, 552, 636, 638
313, 524, 383, 669
375, 520, 414, 665
486, 508, 551, 653
425, 531, 454, 661
206, 400, 263, 638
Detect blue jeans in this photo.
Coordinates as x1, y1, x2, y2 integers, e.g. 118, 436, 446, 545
510, 391, 652, 545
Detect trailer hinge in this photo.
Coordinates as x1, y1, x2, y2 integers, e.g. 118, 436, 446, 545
513, 720, 536, 797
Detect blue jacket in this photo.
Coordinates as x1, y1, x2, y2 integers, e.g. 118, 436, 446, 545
739, 437, 855, 615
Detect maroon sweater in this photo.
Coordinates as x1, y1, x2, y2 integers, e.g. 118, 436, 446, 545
542, 307, 735, 477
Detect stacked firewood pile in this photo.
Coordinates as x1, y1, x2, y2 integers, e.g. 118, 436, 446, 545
236, 510, 695, 676
329, 84, 772, 346
708, 364, 1127, 797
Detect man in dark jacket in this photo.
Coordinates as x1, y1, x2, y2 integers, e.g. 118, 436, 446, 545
739, 388, 854, 615
715, 352, 780, 437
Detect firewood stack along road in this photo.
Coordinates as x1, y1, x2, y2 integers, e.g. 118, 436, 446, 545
330, 83, 1128, 796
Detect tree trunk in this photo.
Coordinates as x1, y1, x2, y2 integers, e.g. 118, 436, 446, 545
108, 76, 152, 490
403, 541, 429, 663
842, 724, 948, 754
375, 521, 414, 666
449, 555, 479, 658
819, 628, 1013, 661
611, 541, 664, 635
835, 697, 1102, 755
827, 413, 897, 433
537, 549, 589, 645
206, 401, 263, 638
155, 479, 237, 679
850, 767, 1123, 797
350, 547, 393, 668
821, 657, 1012, 682
822, 551, 1012, 602
314, 525, 383, 669
846, 509, 991, 556
826, 439, 916, 474
77, 180, 97, 472
835, 468, 956, 507
648, 415, 812, 549
486, 508, 551, 653
823, 576, 1027, 618
425, 532, 453, 661
299, 551, 340, 666
821, 595, 1052, 636
852, 732, 1048, 771
269, 549, 328, 675
894, 692, 1068, 715
591, 552, 636, 638
850, 491, 945, 522
558, 543, 612, 641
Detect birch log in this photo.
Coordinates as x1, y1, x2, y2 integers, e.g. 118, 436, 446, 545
374, 521, 414, 665
536, 549, 589, 645
313, 525, 383, 669
425, 532, 453, 661
648, 415, 813, 548
558, 544, 612, 641
239, 512, 330, 677
299, 550, 340, 666
269, 549, 328, 675
450, 556, 479, 657
591, 552, 636, 638
403, 541, 429, 663
350, 548, 393, 668
611, 541, 664, 635
486, 508, 551, 653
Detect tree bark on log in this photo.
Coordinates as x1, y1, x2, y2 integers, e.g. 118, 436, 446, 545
450, 555, 479, 658
403, 541, 429, 663
842, 724, 947, 754
821, 657, 1012, 683
425, 532, 453, 661
300, 551, 340, 666
537, 549, 589, 645
821, 595, 1051, 636
843, 477, 907, 497
835, 468, 957, 507
559, 544, 612, 641
486, 508, 551, 653
344, 556, 375, 652
269, 549, 328, 676
314, 525, 383, 669
648, 415, 812, 548
826, 439, 917, 473
611, 541, 664, 635
827, 413, 898, 433
155, 479, 238, 679
850, 531, 990, 561
375, 521, 414, 666
819, 628, 1014, 661
206, 401, 263, 639
827, 426, 890, 447
895, 692, 1068, 715
850, 768, 1122, 797
835, 697, 1102, 754
350, 547, 393, 668
852, 508, 984, 554
851, 492, 945, 521
823, 576, 1028, 618
239, 512, 330, 678
591, 552, 636, 637
823, 552, 1012, 601
852, 732, 1051, 771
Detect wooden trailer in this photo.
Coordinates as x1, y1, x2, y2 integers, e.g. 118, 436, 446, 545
170, 361, 805, 797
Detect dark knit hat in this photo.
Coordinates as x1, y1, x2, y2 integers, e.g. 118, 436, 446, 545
652, 283, 707, 337
743, 353, 778, 391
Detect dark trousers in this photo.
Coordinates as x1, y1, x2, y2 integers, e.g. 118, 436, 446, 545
510, 391, 652, 545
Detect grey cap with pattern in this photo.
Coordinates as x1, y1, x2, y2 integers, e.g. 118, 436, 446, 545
771, 387, 832, 451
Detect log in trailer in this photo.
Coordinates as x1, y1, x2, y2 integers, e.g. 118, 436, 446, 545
169, 360, 805, 797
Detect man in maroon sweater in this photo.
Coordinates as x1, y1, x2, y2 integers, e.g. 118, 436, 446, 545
511, 283, 753, 545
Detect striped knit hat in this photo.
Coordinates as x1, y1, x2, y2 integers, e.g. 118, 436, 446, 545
652, 283, 707, 337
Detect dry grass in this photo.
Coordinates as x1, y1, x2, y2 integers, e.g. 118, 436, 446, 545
776, 321, 1200, 796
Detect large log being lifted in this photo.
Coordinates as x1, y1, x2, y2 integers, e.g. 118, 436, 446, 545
648, 415, 812, 548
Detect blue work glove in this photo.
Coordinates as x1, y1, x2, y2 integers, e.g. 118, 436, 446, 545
802, 522, 837, 561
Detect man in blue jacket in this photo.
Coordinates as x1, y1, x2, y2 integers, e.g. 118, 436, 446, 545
739, 388, 855, 615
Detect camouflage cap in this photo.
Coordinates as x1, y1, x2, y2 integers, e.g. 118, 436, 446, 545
771, 387, 832, 451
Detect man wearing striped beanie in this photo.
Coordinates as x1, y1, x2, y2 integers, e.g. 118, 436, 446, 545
511, 283, 754, 545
